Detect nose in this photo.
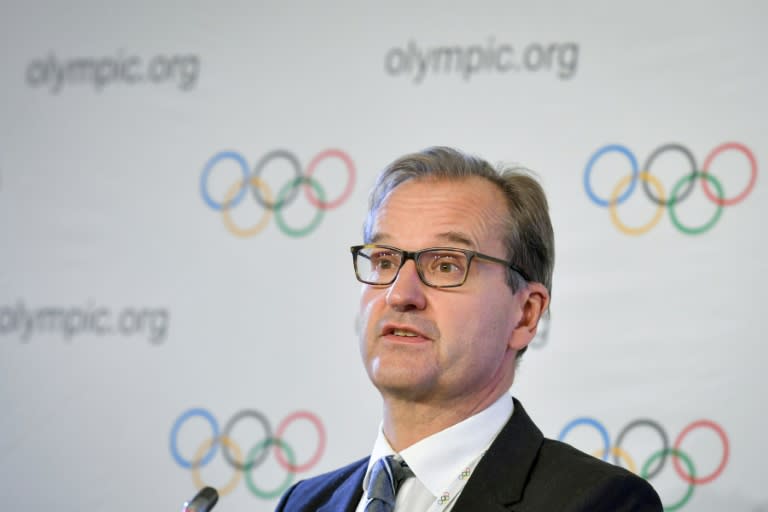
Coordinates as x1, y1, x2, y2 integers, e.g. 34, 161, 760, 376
385, 259, 427, 311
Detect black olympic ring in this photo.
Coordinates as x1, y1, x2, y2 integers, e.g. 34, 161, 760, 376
250, 149, 303, 211
221, 409, 272, 471
613, 418, 669, 479
641, 144, 697, 207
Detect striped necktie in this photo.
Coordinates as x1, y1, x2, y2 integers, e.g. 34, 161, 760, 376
364, 455, 414, 512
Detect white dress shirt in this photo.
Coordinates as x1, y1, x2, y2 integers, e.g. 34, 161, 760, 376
355, 394, 514, 512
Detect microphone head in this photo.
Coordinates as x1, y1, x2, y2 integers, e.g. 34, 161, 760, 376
183, 486, 219, 512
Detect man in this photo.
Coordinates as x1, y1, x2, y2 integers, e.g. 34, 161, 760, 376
276, 147, 662, 511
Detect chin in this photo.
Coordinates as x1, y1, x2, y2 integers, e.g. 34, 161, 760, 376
370, 361, 433, 396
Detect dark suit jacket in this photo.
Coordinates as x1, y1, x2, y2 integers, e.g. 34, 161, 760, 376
275, 398, 663, 511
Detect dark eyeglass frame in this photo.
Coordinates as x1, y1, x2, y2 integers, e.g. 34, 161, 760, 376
349, 243, 530, 288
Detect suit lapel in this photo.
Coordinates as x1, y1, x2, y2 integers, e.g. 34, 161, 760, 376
451, 398, 544, 511
317, 459, 367, 512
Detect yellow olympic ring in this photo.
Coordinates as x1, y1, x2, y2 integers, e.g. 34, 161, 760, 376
609, 172, 666, 236
191, 436, 242, 497
221, 176, 273, 238
592, 446, 638, 475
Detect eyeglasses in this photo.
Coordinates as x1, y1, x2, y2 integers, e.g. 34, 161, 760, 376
350, 244, 530, 288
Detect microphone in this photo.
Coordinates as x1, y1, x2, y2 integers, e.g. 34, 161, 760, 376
182, 486, 219, 512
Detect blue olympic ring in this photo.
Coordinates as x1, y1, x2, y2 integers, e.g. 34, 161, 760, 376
200, 151, 250, 211
583, 144, 639, 207
557, 417, 611, 461
170, 408, 220, 469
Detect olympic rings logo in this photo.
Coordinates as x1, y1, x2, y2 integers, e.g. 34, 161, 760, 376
583, 142, 758, 235
200, 148, 356, 238
169, 408, 326, 500
558, 417, 729, 511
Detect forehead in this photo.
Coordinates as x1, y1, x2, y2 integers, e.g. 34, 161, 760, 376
369, 177, 509, 250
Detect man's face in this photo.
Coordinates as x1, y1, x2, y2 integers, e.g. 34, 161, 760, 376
359, 177, 535, 408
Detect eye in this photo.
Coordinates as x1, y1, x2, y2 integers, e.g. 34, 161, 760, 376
425, 251, 466, 275
369, 249, 399, 270
437, 260, 459, 273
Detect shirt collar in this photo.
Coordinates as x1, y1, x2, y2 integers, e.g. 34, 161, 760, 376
363, 394, 514, 497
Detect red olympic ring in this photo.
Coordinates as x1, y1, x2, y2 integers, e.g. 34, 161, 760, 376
304, 148, 356, 210
273, 410, 326, 473
701, 142, 758, 206
672, 419, 729, 485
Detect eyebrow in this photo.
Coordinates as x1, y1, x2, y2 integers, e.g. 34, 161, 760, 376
369, 233, 388, 244
369, 231, 476, 249
436, 231, 475, 248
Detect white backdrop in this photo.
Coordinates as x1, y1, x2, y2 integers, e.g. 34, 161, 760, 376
1, 2, 766, 511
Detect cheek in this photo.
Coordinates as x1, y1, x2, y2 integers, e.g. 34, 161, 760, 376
358, 289, 381, 335
484, 303, 519, 345
359, 281, 382, 306
460, 299, 517, 344
359, 287, 375, 315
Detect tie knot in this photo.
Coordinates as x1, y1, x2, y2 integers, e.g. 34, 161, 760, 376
365, 455, 414, 511
386, 455, 414, 486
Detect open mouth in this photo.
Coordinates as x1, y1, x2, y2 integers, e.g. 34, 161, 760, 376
381, 324, 430, 342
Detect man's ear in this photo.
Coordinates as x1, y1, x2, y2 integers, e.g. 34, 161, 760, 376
508, 282, 550, 351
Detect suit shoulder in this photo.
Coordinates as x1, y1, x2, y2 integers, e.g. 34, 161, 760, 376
528, 438, 662, 511
291, 456, 368, 494
275, 456, 368, 512
538, 437, 631, 477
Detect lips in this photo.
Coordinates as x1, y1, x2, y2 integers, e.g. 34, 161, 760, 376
380, 323, 432, 343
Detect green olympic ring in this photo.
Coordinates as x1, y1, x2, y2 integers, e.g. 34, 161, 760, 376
668, 172, 724, 236
244, 437, 296, 499
274, 176, 326, 238
641, 448, 696, 511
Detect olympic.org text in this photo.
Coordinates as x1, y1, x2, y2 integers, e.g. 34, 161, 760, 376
0, 301, 169, 344
25, 52, 199, 94
385, 39, 579, 83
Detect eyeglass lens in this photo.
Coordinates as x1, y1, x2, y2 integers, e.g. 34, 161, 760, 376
355, 246, 469, 286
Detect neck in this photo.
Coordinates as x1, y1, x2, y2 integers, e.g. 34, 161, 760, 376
380, 386, 510, 451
